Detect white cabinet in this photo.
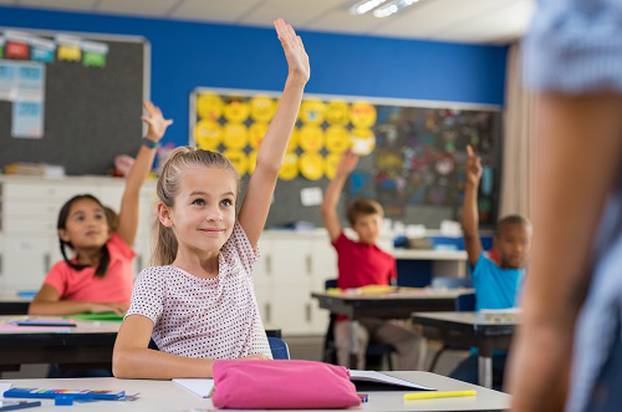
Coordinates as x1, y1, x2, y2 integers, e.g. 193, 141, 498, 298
0, 235, 52, 289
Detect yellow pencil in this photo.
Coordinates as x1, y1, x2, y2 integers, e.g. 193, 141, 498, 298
403, 390, 477, 401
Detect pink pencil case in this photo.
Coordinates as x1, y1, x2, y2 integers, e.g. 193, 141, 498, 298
212, 359, 361, 409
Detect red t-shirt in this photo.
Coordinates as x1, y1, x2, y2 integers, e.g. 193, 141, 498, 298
43, 233, 136, 304
332, 232, 397, 289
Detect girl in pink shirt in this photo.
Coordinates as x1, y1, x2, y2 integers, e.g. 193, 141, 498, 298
28, 101, 173, 316
112, 18, 309, 379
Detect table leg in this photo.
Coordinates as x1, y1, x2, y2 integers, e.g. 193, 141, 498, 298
478, 355, 493, 388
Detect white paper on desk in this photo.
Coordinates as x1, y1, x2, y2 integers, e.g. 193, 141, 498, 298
349, 370, 435, 390
300, 187, 323, 207
173, 379, 214, 398
0, 382, 13, 396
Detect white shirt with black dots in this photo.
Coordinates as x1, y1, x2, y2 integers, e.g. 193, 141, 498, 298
126, 222, 272, 360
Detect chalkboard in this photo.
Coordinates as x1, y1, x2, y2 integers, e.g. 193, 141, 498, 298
0, 28, 148, 175
190, 89, 502, 229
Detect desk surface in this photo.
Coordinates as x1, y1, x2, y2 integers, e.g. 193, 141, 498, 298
313, 288, 474, 301
0, 316, 121, 335
412, 312, 518, 329
313, 290, 475, 320
393, 249, 468, 261
0, 372, 511, 411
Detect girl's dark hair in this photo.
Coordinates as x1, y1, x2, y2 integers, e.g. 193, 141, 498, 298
57, 194, 111, 277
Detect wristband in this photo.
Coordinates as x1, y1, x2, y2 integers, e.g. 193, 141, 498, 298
142, 138, 158, 149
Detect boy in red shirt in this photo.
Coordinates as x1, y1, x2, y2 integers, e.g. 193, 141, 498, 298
321, 151, 421, 370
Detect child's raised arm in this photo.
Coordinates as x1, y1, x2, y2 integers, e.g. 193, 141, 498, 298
462, 145, 483, 266
321, 151, 359, 242
239, 18, 310, 248
116, 101, 172, 246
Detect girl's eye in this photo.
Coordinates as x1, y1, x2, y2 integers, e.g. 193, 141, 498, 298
95, 214, 104, 220
192, 198, 205, 206
75, 215, 85, 222
221, 199, 233, 208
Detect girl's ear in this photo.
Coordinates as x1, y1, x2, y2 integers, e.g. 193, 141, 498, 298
157, 202, 174, 228
58, 228, 70, 242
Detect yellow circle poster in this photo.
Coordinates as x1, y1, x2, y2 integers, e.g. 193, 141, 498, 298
248, 151, 257, 174
326, 100, 350, 126
325, 126, 351, 154
279, 153, 299, 181
223, 123, 249, 150
250, 95, 276, 123
299, 125, 324, 152
351, 128, 376, 156
299, 99, 326, 125
223, 150, 248, 176
249, 122, 268, 149
299, 152, 324, 181
196, 94, 224, 121
224, 100, 250, 123
325, 153, 342, 180
194, 120, 222, 150
350, 102, 377, 128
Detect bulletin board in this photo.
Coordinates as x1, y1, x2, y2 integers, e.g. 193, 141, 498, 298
190, 88, 502, 229
0, 27, 149, 175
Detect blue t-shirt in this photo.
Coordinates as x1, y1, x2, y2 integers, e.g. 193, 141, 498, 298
470, 253, 524, 311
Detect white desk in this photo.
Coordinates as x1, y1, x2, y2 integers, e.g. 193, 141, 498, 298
392, 249, 468, 277
0, 372, 510, 411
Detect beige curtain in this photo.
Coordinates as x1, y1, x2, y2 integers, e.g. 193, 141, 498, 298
499, 43, 538, 219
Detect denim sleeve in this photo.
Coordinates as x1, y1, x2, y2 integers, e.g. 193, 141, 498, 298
524, 0, 622, 93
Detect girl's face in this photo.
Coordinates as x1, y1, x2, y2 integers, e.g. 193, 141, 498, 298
59, 198, 110, 249
160, 166, 237, 255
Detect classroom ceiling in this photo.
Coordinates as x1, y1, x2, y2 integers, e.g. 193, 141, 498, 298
2, 0, 536, 44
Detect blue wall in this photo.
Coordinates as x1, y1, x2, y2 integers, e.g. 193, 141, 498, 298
0, 6, 507, 146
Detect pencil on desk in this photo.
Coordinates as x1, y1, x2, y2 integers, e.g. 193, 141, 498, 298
403, 390, 477, 401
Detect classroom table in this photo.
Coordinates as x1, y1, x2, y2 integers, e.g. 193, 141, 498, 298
0, 371, 511, 411
0, 316, 120, 373
312, 289, 475, 368
0, 316, 282, 373
0, 292, 33, 315
411, 312, 518, 389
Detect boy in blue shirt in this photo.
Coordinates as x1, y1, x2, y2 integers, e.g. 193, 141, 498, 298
451, 145, 532, 386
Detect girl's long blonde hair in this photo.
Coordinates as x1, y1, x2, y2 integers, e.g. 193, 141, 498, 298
152, 147, 239, 266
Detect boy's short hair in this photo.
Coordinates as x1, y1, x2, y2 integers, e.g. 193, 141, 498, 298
496, 214, 531, 235
346, 198, 384, 226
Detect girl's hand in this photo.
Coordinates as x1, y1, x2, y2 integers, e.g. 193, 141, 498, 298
465, 145, 483, 186
274, 18, 310, 86
336, 150, 359, 178
142, 100, 173, 142
89, 302, 127, 315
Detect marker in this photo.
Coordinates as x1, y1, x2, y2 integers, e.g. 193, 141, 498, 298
403, 390, 476, 401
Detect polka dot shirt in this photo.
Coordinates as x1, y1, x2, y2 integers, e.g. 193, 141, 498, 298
126, 222, 272, 360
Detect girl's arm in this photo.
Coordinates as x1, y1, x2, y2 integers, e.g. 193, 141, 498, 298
113, 315, 214, 379
28, 284, 126, 315
116, 101, 173, 246
238, 18, 310, 248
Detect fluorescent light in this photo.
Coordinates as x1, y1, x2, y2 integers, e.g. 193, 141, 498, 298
373, 0, 419, 18
350, 0, 388, 15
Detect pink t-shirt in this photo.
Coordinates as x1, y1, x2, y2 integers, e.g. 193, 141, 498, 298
43, 233, 136, 304
126, 222, 272, 360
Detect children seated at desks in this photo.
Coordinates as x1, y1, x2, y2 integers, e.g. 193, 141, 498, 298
450, 145, 532, 387
28, 101, 172, 317
112, 19, 309, 379
320, 150, 421, 371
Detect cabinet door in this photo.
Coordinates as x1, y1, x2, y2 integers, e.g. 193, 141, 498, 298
254, 283, 273, 328
0, 236, 52, 290
271, 285, 313, 335
269, 238, 312, 286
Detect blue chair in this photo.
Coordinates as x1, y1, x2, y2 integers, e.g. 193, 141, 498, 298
268, 336, 291, 360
